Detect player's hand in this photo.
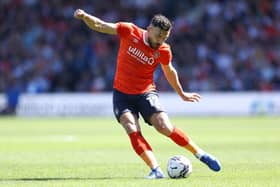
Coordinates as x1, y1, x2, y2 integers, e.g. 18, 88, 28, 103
180, 92, 201, 102
74, 9, 86, 19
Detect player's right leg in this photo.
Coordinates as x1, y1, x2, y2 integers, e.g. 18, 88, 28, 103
113, 89, 164, 178
119, 112, 164, 178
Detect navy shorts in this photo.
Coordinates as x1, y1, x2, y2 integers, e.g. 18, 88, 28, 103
113, 89, 165, 125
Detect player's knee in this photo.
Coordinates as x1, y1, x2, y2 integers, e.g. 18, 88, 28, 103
121, 122, 138, 134
156, 123, 173, 136
152, 116, 174, 136
120, 116, 139, 134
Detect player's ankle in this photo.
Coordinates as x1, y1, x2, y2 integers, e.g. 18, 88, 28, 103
151, 165, 160, 171
194, 149, 205, 159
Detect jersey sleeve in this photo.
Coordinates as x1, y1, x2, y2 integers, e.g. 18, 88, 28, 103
160, 45, 172, 65
116, 22, 133, 38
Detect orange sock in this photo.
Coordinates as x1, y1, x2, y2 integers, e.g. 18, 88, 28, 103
140, 150, 159, 169
169, 127, 198, 154
169, 127, 189, 146
129, 131, 152, 155
129, 132, 158, 169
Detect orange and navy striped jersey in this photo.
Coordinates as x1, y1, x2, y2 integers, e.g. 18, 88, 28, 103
114, 22, 172, 94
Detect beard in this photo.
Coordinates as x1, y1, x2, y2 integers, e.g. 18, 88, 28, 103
147, 37, 161, 49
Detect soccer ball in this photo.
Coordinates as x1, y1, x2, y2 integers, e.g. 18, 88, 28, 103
167, 155, 192, 179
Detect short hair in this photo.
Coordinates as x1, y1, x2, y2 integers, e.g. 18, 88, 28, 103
150, 14, 172, 31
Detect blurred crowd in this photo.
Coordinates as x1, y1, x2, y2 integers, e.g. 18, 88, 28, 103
0, 0, 280, 98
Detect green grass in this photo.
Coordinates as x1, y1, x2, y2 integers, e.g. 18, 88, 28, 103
0, 116, 279, 187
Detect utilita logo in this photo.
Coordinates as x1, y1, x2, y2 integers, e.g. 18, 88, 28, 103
127, 46, 155, 65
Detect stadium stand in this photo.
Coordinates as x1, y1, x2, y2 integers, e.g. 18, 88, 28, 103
0, 0, 279, 96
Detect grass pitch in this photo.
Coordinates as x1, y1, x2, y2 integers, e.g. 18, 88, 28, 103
0, 116, 279, 187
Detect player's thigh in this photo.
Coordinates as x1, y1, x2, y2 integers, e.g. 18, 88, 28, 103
138, 91, 165, 125
119, 112, 141, 134
113, 90, 138, 122
150, 112, 174, 136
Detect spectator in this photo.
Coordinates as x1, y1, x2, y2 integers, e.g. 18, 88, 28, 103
0, 0, 279, 94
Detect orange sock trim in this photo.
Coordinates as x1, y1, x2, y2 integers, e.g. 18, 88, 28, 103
169, 127, 190, 146
129, 132, 152, 156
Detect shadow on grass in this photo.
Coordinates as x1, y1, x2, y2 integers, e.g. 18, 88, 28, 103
0, 177, 144, 181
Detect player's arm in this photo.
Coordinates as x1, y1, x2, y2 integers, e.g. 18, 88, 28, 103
74, 9, 117, 35
161, 63, 201, 102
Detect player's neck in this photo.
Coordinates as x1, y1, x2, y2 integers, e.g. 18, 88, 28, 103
143, 31, 159, 50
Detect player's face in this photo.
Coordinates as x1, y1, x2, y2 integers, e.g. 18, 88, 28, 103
147, 26, 170, 49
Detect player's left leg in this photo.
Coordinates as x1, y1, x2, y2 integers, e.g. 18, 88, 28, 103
149, 112, 221, 172
149, 112, 202, 155
139, 91, 204, 156
138, 91, 221, 172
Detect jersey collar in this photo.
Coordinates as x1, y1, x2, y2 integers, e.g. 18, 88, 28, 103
143, 31, 150, 47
